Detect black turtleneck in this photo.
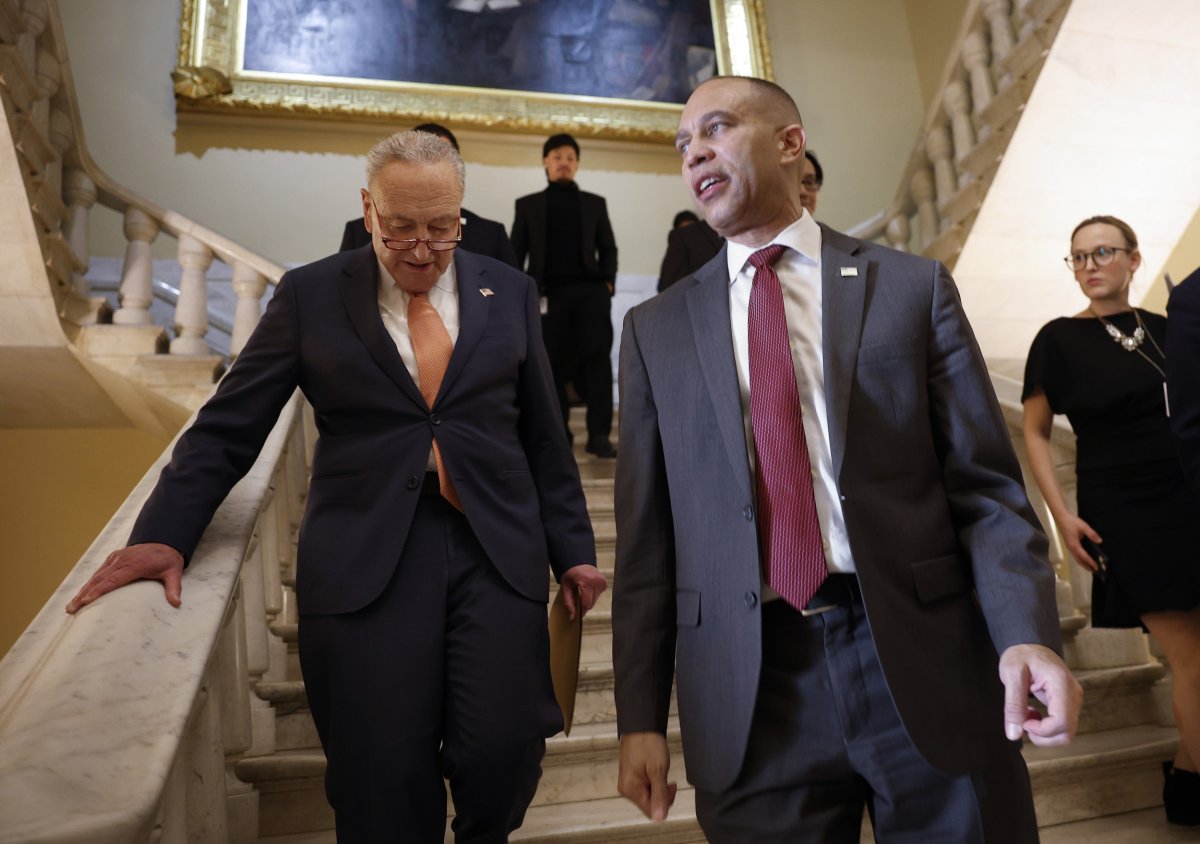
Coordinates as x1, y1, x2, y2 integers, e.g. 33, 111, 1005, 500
544, 181, 585, 287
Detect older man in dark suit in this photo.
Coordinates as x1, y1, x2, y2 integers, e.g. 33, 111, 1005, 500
511, 133, 619, 458
612, 76, 1081, 842
1169, 268, 1200, 493
339, 123, 518, 269
68, 131, 606, 842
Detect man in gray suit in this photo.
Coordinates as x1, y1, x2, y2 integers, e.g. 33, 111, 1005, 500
612, 76, 1082, 842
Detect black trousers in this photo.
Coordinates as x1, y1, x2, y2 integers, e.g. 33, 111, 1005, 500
298, 495, 563, 842
542, 283, 613, 440
695, 586, 1038, 843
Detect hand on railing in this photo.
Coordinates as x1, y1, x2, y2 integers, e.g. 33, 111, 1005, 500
65, 541, 185, 613
1053, 512, 1104, 572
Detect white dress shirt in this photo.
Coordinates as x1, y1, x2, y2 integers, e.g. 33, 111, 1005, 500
725, 212, 857, 593
376, 258, 460, 470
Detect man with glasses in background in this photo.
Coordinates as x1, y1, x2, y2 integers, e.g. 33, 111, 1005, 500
68, 131, 606, 842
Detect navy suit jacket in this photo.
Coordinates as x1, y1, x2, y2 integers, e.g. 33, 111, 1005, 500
339, 208, 519, 269
1168, 269, 1200, 494
613, 225, 1060, 791
130, 247, 594, 615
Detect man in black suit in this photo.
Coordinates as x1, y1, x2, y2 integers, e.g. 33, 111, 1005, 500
657, 213, 723, 292
511, 133, 619, 458
1169, 267, 1200, 493
657, 151, 824, 292
68, 131, 606, 842
339, 122, 518, 269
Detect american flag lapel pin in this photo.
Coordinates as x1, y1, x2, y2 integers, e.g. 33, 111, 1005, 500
840, 266, 858, 277
480, 288, 494, 297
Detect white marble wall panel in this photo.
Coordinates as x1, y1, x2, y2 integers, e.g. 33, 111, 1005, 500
954, 0, 1200, 360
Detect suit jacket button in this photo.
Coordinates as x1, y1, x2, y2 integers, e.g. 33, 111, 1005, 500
406, 476, 421, 490
430, 413, 441, 425
744, 591, 758, 608
743, 505, 753, 521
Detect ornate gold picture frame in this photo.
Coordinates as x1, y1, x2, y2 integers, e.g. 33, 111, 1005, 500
174, 0, 771, 143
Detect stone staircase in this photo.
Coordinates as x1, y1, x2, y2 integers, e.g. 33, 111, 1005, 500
242, 409, 1178, 843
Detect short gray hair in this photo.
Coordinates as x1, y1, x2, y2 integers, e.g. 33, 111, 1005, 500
365, 130, 466, 192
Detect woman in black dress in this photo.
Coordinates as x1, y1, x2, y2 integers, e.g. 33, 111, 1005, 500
1022, 215, 1200, 826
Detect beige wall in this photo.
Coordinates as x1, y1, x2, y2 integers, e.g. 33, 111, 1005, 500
763, 0, 928, 230
903, 0, 971, 108
59, 0, 937, 274
1141, 205, 1200, 314
0, 428, 169, 657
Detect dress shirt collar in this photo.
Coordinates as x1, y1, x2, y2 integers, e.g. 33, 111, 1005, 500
725, 210, 821, 285
376, 255, 459, 309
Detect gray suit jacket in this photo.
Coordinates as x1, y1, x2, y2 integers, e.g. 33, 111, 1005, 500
612, 224, 1061, 792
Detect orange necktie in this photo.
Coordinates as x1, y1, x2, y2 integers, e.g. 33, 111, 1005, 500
408, 291, 462, 510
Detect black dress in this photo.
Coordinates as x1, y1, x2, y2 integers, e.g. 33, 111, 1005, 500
1023, 310, 1200, 627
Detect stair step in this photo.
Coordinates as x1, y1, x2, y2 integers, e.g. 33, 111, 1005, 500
1024, 724, 1179, 827
1040, 806, 1195, 843
242, 721, 686, 837
1073, 662, 1166, 735
259, 789, 708, 844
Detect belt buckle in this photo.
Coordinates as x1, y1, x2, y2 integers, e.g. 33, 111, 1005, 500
799, 602, 838, 617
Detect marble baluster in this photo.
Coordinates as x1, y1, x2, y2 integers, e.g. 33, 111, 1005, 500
944, 78, 976, 186
184, 683, 229, 841
17, 0, 45, 83
230, 261, 267, 357
113, 207, 159, 325
63, 167, 95, 297
1014, 0, 1038, 40
217, 588, 258, 844
962, 29, 995, 119
885, 212, 911, 253
981, 0, 1016, 78
172, 234, 213, 355
46, 106, 69, 205
924, 125, 957, 211
910, 167, 938, 249
158, 751, 189, 843
32, 42, 57, 140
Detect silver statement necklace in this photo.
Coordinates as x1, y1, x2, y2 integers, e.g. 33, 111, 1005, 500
1088, 307, 1170, 416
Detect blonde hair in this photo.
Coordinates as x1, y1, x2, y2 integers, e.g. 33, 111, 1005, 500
1071, 215, 1139, 250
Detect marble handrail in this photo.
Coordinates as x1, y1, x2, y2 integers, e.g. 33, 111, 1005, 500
845, 0, 1071, 264
0, 393, 305, 843
992, 371, 1079, 593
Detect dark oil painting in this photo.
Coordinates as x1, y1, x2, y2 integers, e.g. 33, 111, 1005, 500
243, 0, 717, 105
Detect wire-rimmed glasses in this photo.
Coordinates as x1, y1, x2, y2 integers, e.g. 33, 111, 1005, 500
368, 195, 462, 252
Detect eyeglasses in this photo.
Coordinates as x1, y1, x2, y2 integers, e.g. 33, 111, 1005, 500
800, 178, 822, 192
1063, 246, 1131, 272
368, 195, 462, 252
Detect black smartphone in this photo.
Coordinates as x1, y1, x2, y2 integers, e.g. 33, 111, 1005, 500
1079, 537, 1109, 579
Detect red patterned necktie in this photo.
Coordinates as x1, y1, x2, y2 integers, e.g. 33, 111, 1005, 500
747, 244, 827, 610
407, 290, 463, 511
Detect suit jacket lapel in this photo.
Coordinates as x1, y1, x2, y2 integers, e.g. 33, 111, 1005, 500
820, 225, 868, 482
337, 248, 426, 408
439, 251, 489, 402
687, 249, 753, 499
